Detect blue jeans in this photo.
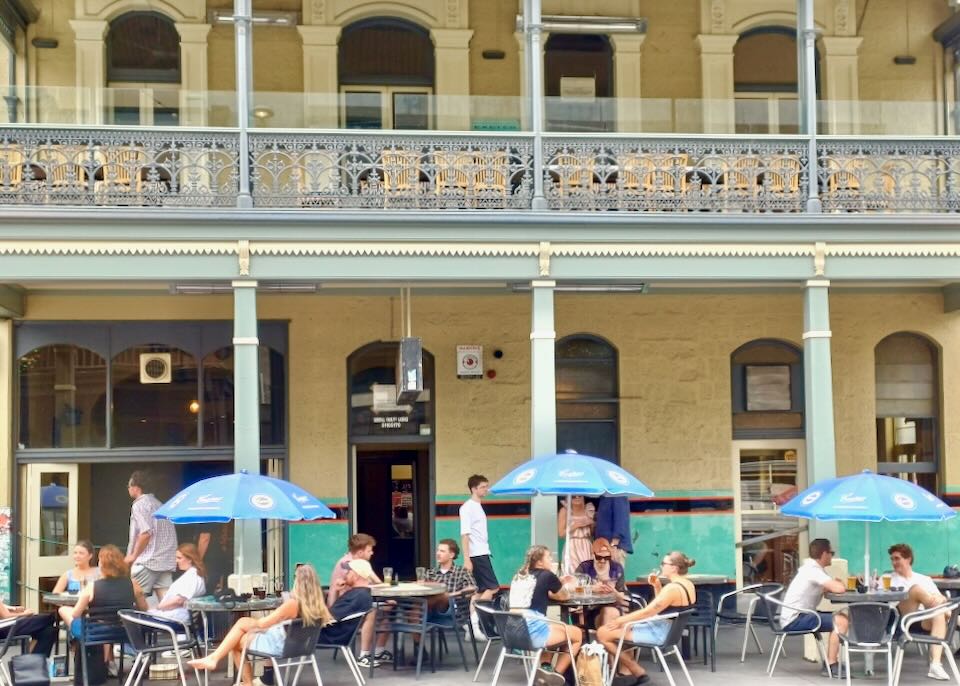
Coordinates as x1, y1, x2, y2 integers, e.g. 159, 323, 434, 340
783, 612, 834, 633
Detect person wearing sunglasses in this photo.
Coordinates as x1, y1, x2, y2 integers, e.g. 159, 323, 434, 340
597, 551, 696, 686
574, 538, 628, 628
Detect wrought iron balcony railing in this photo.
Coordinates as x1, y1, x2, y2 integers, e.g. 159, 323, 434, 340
1, 127, 959, 214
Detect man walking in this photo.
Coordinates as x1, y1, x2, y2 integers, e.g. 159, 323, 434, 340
460, 474, 498, 602
124, 471, 177, 599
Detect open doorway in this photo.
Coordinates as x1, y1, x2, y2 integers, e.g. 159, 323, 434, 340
356, 448, 431, 580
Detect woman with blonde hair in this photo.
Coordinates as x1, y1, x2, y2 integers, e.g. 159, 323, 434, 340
597, 551, 697, 686
513, 545, 582, 686
149, 543, 206, 624
189, 563, 331, 685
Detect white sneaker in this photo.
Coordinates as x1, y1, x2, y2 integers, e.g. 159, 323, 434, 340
106, 661, 119, 678
928, 663, 950, 681
252, 678, 268, 686
471, 621, 486, 640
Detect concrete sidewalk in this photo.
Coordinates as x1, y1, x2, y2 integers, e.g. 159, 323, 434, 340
147, 624, 951, 686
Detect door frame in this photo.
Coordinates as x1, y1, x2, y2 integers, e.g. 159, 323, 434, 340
731, 439, 807, 587
21, 463, 79, 609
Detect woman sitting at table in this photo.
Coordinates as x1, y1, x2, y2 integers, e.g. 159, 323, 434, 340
59, 544, 147, 673
515, 545, 582, 686
51, 540, 100, 594
188, 563, 331, 686
574, 538, 629, 628
597, 551, 697, 686
148, 543, 206, 625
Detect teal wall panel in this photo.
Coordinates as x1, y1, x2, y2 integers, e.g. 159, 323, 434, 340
289, 521, 349, 585
626, 514, 737, 580
838, 518, 960, 577
436, 517, 529, 583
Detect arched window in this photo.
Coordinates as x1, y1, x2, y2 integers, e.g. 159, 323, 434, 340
348, 341, 435, 437
731, 339, 804, 438
875, 333, 940, 491
203, 345, 286, 446
107, 12, 181, 83
544, 34, 613, 133
111, 344, 197, 447
18, 344, 107, 448
555, 335, 619, 462
733, 27, 815, 134
339, 18, 434, 129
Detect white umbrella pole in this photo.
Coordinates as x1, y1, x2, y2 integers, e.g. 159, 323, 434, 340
564, 494, 572, 575
864, 521, 870, 581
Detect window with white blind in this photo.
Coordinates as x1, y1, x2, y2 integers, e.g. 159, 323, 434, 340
875, 333, 940, 492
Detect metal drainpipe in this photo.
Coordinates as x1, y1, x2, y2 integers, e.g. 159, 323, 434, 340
526, 0, 547, 210
800, 0, 821, 213
234, 0, 253, 208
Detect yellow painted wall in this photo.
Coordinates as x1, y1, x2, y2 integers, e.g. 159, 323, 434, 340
20, 289, 960, 497
468, 0, 520, 98
640, 0, 701, 100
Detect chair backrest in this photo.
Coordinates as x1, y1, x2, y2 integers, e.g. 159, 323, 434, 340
759, 592, 793, 633
98, 148, 146, 186
319, 609, 370, 648
278, 619, 323, 659
844, 602, 898, 645
473, 152, 509, 193
118, 610, 165, 652
451, 591, 474, 625
487, 608, 537, 652
381, 149, 420, 191
553, 153, 594, 191
689, 589, 715, 625
0, 149, 23, 186
474, 600, 501, 639
433, 151, 472, 191
661, 608, 694, 648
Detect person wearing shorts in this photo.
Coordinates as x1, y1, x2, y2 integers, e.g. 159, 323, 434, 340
124, 470, 177, 599
460, 474, 499, 601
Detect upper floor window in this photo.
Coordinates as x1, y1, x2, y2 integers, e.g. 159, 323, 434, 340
731, 339, 804, 439
556, 334, 619, 462
734, 28, 803, 134
875, 333, 939, 492
107, 12, 181, 84
544, 34, 613, 133
203, 345, 286, 446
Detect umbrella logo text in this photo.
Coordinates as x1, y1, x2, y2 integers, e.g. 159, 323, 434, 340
557, 470, 584, 479
196, 494, 222, 505
513, 469, 537, 486
893, 493, 916, 511
250, 494, 275, 510
607, 470, 629, 485
839, 493, 866, 504
167, 492, 189, 509
801, 491, 822, 506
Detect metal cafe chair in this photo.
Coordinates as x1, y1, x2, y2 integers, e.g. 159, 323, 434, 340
759, 591, 832, 677
714, 582, 783, 662
236, 619, 322, 686
472, 598, 504, 682
316, 608, 371, 686
838, 602, 898, 686
118, 610, 201, 686
477, 604, 580, 686
426, 590, 473, 671
893, 597, 960, 686
609, 609, 694, 686
76, 604, 130, 686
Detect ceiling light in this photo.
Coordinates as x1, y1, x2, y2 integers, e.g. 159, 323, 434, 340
210, 10, 299, 26
511, 282, 647, 293
170, 282, 319, 294
516, 15, 647, 34
252, 106, 274, 120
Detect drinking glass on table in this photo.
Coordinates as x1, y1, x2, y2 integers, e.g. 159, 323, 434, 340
415, 567, 426, 583
382, 567, 393, 584
846, 575, 858, 591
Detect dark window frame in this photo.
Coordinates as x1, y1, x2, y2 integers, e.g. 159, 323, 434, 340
106, 11, 181, 84
555, 333, 620, 463
731, 339, 804, 439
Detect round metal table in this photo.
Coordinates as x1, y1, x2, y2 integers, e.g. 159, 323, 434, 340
42, 593, 79, 607
825, 590, 907, 603
369, 582, 446, 598
934, 578, 960, 593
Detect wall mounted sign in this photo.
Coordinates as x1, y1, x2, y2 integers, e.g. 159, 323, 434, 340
457, 345, 483, 377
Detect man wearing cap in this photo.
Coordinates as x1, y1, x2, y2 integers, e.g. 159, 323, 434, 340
319, 559, 376, 646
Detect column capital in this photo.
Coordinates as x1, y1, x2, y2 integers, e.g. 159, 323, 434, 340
430, 28, 474, 50
805, 279, 831, 288
695, 33, 738, 54
232, 280, 258, 288
297, 24, 341, 46
610, 33, 647, 54
69, 19, 108, 42
531, 280, 556, 288
175, 22, 212, 44
820, 36, 863, 57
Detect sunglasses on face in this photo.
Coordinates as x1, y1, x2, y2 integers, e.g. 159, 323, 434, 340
595, 555, 611, 561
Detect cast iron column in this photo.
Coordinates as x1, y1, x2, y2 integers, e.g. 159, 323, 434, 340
803, 279, 837, 543
798, 0, 821, 212
530, 281, 557, 548
233, 280, 261, 572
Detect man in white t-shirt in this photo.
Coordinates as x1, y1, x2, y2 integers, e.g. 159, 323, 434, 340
460, 474, 499, 602
779, 538, 848, 676
888, 542, 952, 681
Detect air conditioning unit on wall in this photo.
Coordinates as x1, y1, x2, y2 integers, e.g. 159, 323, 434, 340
140, 353, 172, 384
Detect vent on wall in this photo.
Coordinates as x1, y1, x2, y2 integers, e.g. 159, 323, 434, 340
140, 353, 172, 384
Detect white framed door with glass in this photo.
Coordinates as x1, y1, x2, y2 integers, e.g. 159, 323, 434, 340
340, 87, 432, 130
21, 463, 79, 609
732, 440, 808, 587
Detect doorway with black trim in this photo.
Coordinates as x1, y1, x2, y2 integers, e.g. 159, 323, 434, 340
348, 341, 435, 580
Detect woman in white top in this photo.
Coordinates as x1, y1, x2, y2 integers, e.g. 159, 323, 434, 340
52, 540, 101, 594
888, 542, 952, 681
149, 543, 206, 624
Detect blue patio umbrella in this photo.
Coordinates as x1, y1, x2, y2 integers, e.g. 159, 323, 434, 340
40, 483, 68, 508
780, 469, 955, 576
491, 451, 653, 572
155, 470, 335, 574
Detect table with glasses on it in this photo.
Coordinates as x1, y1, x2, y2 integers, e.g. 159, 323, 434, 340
935, 578, 960, 595
369, 582, 447, 599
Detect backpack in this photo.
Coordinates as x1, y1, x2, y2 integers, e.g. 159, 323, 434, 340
509, 571, 537, 609
576, 642, 609, 686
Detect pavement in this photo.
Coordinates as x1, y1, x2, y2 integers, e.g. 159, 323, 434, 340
125, 623, 955, 686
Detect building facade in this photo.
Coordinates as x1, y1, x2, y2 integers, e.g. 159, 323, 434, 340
2, 0, 960, 603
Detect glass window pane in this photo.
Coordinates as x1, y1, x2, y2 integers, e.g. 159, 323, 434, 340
345, 92, 383, 129
556, 402, 617, 420
557, 364, 617, 398
349, 343, 433, 437
112, 345, 198, 447
393, 93, 429, 130
557, 338, 615, 360
203, 346, 285, 446
39, 472, 69, 556
777, 98, 800, 134
18, 345, 107, 448
557, 421, 617, 462
735, 98, 771, 134
746, 365, 791, 411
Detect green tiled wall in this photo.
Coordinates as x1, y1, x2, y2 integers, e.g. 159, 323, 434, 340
838, 518, 960, 576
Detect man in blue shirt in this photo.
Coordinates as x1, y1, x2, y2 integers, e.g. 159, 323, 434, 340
594, 496, 632, 562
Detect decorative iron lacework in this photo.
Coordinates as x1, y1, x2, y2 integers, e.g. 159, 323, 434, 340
0, 128, 240, 207
817, 140, 960, 213
542, 136, 810, 213
248, 132, 534, 210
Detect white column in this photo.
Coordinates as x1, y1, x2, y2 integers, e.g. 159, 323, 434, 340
611, 34, 646, 132
0, 319, 11, 507
298, 25, 340, 128
530, 281, 557, 549
69, 19, 108, 125
176, 23, 212, 126
820, 36, 863, 134
233, 280, 261, 573
431, 28, 474, 131
695, 34, 738, 133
